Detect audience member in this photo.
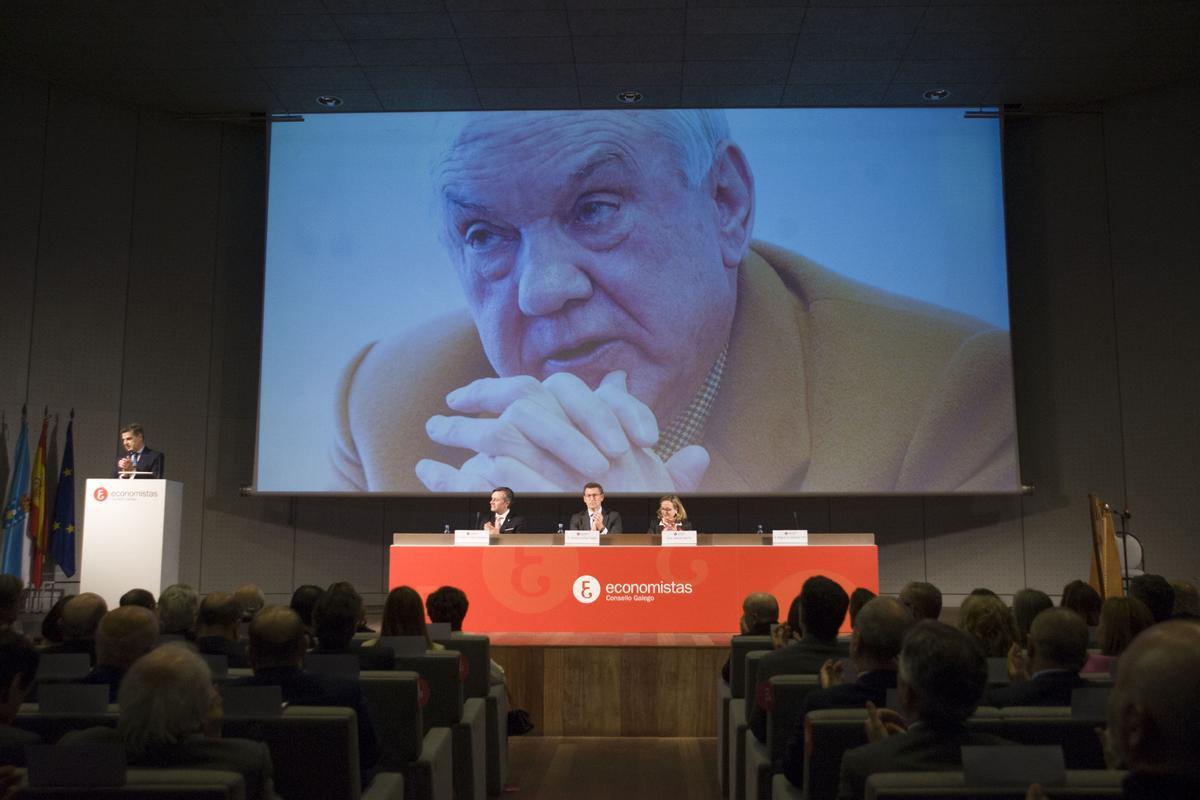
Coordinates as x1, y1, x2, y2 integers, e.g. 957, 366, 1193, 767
959, 593, 1018, 658
1128, 574, 1174, 624
837, 621, 1008, 800
328, 581, 375, 632
0, 577, 22, 630
118, 588, 157, 612
0, 630, 41, 765
312, 588, 395, 670
781, 597, 914, 788
984, 607, 1089, 707
750, 576, 849, 742
63, 644, 279, 800
234, 584, 266, 622
1169, 580, 1198, 618
289, 584, 324, 632
40, 593, 106, 663
78, 605, 159, 700
381, 586, 442, 651
194, 592, 249, 668
1082, 595, 1154, 673
848, 588, 876, 628
230, 606, 378, 778
1060, 580, 1102, 627
969, 587, 999, 598
426, 585, 507, 686
1012, 588, 1053, 647
39, 595, 71, 645
158, 583, 199, 639
1104, 619, 1200, 799
898, 581, 942, 622
720, 592, 779, 683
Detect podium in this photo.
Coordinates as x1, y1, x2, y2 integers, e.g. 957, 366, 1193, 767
80, 479, 183, 608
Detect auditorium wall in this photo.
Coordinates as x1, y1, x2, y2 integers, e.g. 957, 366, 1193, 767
2, 71, 1196, 609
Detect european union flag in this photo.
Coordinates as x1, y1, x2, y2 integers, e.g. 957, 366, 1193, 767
50, 415, 77, 577
1, 415, 30, 577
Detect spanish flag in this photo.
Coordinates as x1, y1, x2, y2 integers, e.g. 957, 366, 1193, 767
28, 413, 49, 587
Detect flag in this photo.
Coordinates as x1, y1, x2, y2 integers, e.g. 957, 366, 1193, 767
28, 413, 49, 587
49, 414, 77, 577
1, 413, 30, 577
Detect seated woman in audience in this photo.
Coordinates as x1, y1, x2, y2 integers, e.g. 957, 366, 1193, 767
648, 494, 694, 533
1012, 588, 1053, 647
959, 593, 1018, 658
1083, 595, 1154, 673
381, 586, 443, 651
1060, 579, 1103, 627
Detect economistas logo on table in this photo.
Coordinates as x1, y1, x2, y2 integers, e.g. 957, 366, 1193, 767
572, 575, 602, 604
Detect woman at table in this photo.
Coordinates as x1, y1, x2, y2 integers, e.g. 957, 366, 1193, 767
649, 494, 695, 534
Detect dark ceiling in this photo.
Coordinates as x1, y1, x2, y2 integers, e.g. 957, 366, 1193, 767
2, 0, 1197, 115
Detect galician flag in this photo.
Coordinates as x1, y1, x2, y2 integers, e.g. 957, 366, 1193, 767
1, 413, 30, 578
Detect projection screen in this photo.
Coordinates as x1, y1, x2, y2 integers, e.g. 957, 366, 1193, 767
255, 108, 1018, 495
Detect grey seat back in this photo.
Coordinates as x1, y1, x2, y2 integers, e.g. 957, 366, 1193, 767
864, 769, 1126, 800
998, 707, 1107, 769
729, 636, 772, 699
359, 670, 425, 769
222, 706, 361, 800
433, 634, 490, 699
743, 649, 770, 724
394, 652, 465, 730
804, 708, 869, 800
14, 702, 119, 742
764, 674, 821, 766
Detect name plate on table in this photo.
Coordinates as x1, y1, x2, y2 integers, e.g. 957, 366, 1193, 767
661, 530, 697, 546
772, 529, 809, 546
454, 529, 491, 546
564, 530, 601, 547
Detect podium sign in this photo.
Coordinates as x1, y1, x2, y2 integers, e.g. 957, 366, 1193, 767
80, 479, 183, 608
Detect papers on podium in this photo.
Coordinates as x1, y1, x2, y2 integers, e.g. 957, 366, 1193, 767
564, 530, 600, 547
453, 529, 490, 546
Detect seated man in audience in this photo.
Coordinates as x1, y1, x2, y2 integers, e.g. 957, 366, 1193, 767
426, 585, 507, 686
234, 584, 266, 623
983, 606, 1089, 707
118, 588, 157, 612
898, 581, 942, 622
77, 605, 159, 700
311, 587, 395, 670
230, 606, 379, 778
1129, 574, 1174, 624
720, 591, 778, 684
194, 592, 249, 668
0, 576, 22, 632
158, 583, 199, 640
39, 592, 106, 663
781, 597, 914, 787
64, 644, 279, 800
289, 584, 325, 645
848, 588, 876, 628
1104, 619, 1200, 799
0, 630, 42, 765
751, 576, 849, 742
837, 621, 1010, 800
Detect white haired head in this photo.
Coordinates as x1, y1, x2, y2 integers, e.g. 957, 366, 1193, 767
117, 643, 214, 757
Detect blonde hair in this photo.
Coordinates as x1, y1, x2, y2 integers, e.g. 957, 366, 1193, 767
657, 494, 687, 522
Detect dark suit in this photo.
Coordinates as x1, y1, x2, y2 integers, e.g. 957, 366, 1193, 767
112, 447, 165, 479
781, 670, 898, 787
228, 666, 378, 777
490, 513, 524, 533
62, 726, 278, 800
195, 635, 250, 668
77, 663, 127, 701
313, 641, 396, 671
750, 634, 850, 741
0, 723, 42, 766
568, 509, 623, 534
838, 723, 1012, 800
648, 519, 696, 534
982, 669, 1088, 707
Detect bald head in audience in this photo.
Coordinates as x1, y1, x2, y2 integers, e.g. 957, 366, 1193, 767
1026, 607, 1089, 673
96, 606, 159, 670
246, 606, 306, 670
197, 592, 243, 640
1109, 620, 1200, 779
234, 584, 266, 622
740, 592, 779, 635
898, 581, 942, 622
852, 597, 914, 669
60, 593, 108, 641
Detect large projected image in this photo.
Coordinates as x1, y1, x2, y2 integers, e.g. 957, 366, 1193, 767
257, 108, 1018, 495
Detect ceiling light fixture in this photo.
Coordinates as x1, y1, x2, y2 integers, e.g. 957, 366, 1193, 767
923, 89, 950, 102
616, 90, 643, 104
316, 95, 344, 108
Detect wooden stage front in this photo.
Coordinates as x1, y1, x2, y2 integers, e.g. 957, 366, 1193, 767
490, 631, 729, 737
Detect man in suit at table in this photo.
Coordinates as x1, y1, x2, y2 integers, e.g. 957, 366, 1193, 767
567, 482, 623, 534
113, 422, 164, 479
483, 486, 525, 533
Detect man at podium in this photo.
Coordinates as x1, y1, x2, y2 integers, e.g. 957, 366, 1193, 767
113, 423, 164, 479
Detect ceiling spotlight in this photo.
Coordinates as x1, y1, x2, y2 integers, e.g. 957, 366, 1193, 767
922, 88, 950, 102
616, 90, 643, 104
316, 95, 343, 108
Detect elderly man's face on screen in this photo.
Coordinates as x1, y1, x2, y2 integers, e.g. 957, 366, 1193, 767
436, 110, 752, 423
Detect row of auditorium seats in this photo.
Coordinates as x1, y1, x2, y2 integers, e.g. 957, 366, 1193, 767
718, 636, 1117, 800
773, 769, 1127, 800
20, 633, 507, 800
